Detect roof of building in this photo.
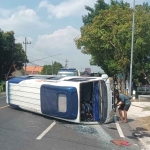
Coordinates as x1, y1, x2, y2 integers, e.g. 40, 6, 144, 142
24, 66, 43, 72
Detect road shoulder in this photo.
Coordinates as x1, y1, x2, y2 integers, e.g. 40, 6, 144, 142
128, 102, 150, 150
0, 92, 6, 96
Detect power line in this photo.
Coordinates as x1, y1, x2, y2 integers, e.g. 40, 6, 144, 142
30, 54, 61, 63
27, 44, 65, 65
1, 29, 66, 64
7, 29, 65, 62
0, 29, 65, 61
28, 62, 40, 66
30, 41, 66, 62
26, 42, 66, 63
28, 57, 51, 64
27, 44, 47, 58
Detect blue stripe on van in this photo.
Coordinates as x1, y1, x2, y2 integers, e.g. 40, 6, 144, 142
7, 81, 21, 108
9, 103, 21, 109
93, 82, 100, 121
8, 76, 31, 84
40, 85, 78, 119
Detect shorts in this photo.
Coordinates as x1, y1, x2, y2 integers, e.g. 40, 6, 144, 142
118, 104, 130, 111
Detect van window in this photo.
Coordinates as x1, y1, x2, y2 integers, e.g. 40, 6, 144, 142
58, 72, 77, 76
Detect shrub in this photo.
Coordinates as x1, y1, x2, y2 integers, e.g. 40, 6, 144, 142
0, 81, 6, 93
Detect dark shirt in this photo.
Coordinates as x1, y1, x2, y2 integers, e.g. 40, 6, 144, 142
118, 93, 131, 105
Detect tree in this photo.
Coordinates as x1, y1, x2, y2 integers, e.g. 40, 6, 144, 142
82, 0, 109, 25
40, 65, 52, 75
0, 30, 28, 80
41, 61, 63, 75
82, 0, 129, 25
52, 61, 63, 75
75, 2, 150, 92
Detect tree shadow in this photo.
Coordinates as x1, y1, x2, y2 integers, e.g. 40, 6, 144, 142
107, 127, 117, 130
132, 127, 150, 138
127, 127, 150, 140
127, 119, 134, 123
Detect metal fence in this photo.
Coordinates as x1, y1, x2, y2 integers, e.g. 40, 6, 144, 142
136, 85, 150, 99
137, 85, 150, 92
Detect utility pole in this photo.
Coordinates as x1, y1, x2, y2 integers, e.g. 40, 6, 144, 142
23, 37, 31, 75
65, 59, 69, 68
129, 0, 135, 97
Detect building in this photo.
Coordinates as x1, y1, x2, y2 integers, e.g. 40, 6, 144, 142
24, 66, 43, 75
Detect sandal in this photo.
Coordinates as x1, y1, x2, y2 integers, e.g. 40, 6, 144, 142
119, 118, 124, 121
121, 120, 127, 123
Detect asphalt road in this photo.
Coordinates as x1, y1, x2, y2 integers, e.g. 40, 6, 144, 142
0, 94, 145, 150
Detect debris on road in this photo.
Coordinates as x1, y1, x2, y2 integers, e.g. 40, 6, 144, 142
110, 139, 131, 147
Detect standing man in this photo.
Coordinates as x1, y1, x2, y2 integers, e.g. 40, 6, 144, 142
115, 89, 131, 123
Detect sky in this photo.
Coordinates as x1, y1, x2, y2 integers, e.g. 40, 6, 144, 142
0, 0, 149, 72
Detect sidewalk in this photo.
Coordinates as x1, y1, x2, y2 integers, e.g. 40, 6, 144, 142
128, 102, 150, 150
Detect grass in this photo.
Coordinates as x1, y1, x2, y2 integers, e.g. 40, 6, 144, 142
130, 99, 139, 102
143, 106, 150, 111
136, 106, 150, 131
137, 116, 150, 131
0, 81, 5, 93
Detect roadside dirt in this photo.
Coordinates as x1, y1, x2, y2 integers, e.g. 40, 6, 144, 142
137, 116, 150, 131
130, 99, 139, 102
143, 106, 150, 111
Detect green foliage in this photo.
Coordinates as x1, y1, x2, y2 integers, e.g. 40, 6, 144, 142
82, 0, 129, 25
52, 61, 63, 75
0, 81, 5, 92
41, 61, 63, 75
82, 0, 109, 25
75, 1, 150, 83
0, 30, 28, 80
41, 65, 51, 75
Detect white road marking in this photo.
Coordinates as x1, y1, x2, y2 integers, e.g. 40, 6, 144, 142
104, 125, 110, 128
114, 115, 125, 138
36, 121, 56, 140
0, 105, 8, 110
133, 144, 140, 148
0, 96, 6, 99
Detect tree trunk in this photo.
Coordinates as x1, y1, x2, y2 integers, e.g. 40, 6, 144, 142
121, 72, 126, 93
